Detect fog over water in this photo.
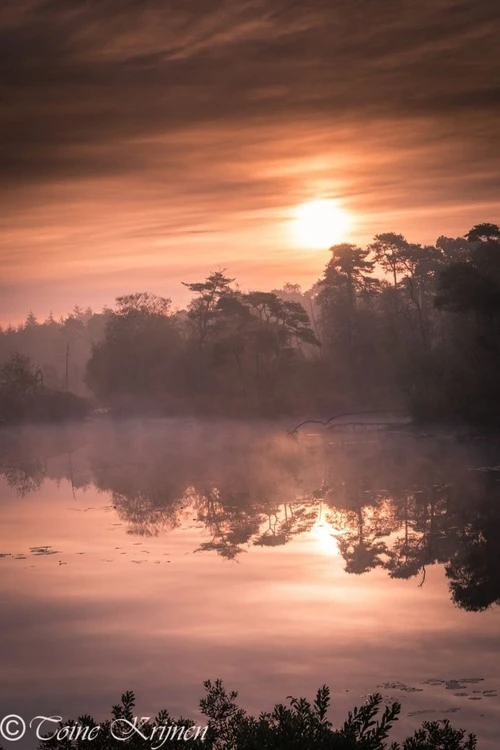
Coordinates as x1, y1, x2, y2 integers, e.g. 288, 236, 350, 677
0, 419, 499, 748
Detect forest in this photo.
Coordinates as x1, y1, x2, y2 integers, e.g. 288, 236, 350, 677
1, 222, 499, 424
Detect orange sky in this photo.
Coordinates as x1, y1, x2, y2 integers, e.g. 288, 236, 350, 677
1, 0, 499, 323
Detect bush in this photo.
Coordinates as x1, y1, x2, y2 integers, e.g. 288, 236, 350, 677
12, 680, 476, 750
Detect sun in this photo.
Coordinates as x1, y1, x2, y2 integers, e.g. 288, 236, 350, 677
292, 199, 351, 250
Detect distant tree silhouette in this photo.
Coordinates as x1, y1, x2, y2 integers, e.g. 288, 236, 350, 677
369, 233, 409, 288
86, 292, 182, 407
0, 351, 38, 397
183, 271, 236, 352
2, 220, 500, 422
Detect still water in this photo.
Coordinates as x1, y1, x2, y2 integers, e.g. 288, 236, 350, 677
0, 419, 499, 747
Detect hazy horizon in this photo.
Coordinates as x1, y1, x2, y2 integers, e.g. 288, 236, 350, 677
0, 221, 491, 327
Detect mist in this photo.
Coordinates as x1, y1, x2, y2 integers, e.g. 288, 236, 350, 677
2, 225, 500, 426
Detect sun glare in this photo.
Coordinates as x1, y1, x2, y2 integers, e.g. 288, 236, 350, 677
292, 199, 351, 250
312, 520, 340, 557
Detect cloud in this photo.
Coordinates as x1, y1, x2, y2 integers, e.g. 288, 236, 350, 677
2, 0, 499, 179
0, 0, 499, 320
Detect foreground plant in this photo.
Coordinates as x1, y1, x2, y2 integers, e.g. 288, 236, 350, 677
1, 680, 476, 750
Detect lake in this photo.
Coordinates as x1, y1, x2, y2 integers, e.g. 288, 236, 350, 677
0, 419, 499, 748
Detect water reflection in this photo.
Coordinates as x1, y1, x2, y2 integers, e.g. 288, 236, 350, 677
1, 420, 499, 611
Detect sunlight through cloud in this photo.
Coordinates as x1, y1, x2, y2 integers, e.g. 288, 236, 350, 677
291, 199, 352, 250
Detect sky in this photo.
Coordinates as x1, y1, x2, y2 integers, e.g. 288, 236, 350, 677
1, 0, 499, 323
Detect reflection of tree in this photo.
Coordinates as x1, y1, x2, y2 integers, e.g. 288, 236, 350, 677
446, 475, 500, 611
193, 487, 264, 560
383, 492, 421, 579
328, 505, 388, 575
1, 426, 500, 610
253, 502, 317, 548
0, 427, 92, 496
322, 455, 395, 575
113, 490, 182, 537
254, 513, 289, 547
383, 484, 459, 582
1, 459, 46, 496
93, 453, 187, 536
0, 433, 47, 496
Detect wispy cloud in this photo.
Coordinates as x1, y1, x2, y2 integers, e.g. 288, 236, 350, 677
0, 0, 499, 320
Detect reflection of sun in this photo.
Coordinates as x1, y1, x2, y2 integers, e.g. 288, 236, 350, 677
292, 199, 351, 250
312, 520, 340, 557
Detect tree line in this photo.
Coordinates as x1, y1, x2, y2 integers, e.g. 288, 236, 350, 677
1, 222, 499, 422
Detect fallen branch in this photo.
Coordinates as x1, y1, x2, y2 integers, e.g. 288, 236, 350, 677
287, 410, 410, 436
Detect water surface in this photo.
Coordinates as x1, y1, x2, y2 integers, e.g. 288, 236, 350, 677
1, 420, 499, 747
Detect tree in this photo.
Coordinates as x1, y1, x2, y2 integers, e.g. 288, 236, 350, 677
436, 235, 471, 263
0, 351, 39, 397
369, 233, 409, 288
316, 244, 377, 398
182, 272, 235, 351
4, 218, 500, 423
325, 243, 374, 291
86, 292, 181, 403
25, 311, 39, 327
114, 293, 171, 317
397, 243, 442, 350
465, 222, 500, 244
245, 292, 320, 349
466, 223, 500, 287
434, 263, 499, 317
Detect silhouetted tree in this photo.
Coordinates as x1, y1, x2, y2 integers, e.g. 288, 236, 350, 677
369, 233, 409, 288
86, 292, 182, 407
